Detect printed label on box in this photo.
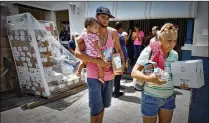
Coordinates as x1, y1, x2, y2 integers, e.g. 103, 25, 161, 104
26, 86, 30, 89
113, 56, 122, 69
14, 30, 19, 35
27, 82, 32, 87
23, 47, 28, 51
26, 58, 30, 62
20, 36, 25, 41
33, 82, 38, 87
31, 77, 36, 81
12, 47, 17, 52
27, 52, 32, 57
15, 52, 20, 56
21, 52, 25, 57
18, 47, 22, 52
21, 57, 26, 61
28, 62, 33, 67
15, 36, 20, 40
20, 30, 26, 36
15, 56, 19, 61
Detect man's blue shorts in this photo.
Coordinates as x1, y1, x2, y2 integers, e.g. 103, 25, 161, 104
87, 78, 114, 116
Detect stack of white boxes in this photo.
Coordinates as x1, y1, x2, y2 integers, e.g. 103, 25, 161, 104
7, 13, 84, 98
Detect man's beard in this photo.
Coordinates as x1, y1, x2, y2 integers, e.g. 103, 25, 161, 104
99, 23, 107, 28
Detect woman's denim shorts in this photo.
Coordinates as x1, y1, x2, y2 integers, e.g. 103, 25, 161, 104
141, 92, 176, 117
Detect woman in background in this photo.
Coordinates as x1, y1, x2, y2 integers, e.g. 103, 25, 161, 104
132, 25, 144, 63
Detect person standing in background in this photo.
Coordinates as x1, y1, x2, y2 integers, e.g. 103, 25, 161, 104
132, 25, 144, 63
122, 29, 132, 46
126, 28, 135, 65
150, 26, 160, 43
59, 26, 69, 41
143, 31, 154, 48
112, 22, 129, 98
68, 32, 79, 55
173, 25, 179, 51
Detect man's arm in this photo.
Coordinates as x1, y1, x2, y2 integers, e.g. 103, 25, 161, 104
68, 41, 75, 55
124, 34, 128, 46
122, 32, 129, 46
112, 29, 125, 73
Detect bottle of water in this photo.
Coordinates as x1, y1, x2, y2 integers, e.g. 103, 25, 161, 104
154, 68, 169, 82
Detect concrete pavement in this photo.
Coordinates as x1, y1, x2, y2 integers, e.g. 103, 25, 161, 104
1, 79, 190, 123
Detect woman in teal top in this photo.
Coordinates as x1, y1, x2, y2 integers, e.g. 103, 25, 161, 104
131, 23, 189, 123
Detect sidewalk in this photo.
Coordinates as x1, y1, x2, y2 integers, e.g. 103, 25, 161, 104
1, 79, 190, 123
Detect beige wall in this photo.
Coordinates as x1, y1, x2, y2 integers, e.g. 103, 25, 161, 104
55, 10, 69, 33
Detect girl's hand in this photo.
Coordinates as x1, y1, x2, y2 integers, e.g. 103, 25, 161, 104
147, 73, 166, 85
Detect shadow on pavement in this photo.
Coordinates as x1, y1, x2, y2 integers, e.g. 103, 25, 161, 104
123, 86, 137, 93
118, 95, 141, 104
44, 91, 86, 111
0, 95, 40, 112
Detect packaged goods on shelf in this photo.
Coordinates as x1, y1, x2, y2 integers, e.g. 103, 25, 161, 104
6, 13, 83, 98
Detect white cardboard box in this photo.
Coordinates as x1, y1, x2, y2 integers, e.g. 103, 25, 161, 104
171, 60, 204, 88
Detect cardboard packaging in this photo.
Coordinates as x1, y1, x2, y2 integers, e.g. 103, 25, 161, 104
171, 60, 204, 88
111, 53, 123, 74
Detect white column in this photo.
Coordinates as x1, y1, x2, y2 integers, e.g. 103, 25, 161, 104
69, 2, 86, 35
192, 2, 208, 57
193, 2, 208, 45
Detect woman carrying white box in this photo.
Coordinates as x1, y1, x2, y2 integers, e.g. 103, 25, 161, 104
131, 23, 189, 123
